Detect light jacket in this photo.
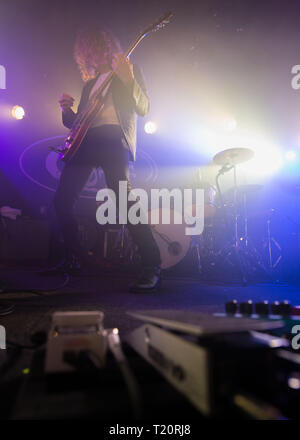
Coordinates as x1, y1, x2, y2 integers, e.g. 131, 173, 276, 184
62, 64, 149, 161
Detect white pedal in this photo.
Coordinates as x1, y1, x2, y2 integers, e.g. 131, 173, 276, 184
45, 311, 107, 374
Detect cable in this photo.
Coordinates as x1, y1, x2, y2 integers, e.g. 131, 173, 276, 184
0, 273, 70, 296
0, 345, 22, 379
0, 301, 15, 316
6, 330, 47, 350
107, 329, 142, 420
32, 272, 70, 293
0, 272, 69, 319
6, 340, 45, 350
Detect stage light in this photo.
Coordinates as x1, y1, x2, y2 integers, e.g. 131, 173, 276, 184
288, 376, 300, 390
11, 105, 25, 120
240, 146, 283, 177
144, 121, 157, 134
285, 151, 297, 161
222, 117, 237, 132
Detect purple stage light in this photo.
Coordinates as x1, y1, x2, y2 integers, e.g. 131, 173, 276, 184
11, 105, 25, 120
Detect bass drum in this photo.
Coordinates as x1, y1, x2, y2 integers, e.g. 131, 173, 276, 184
149, 208, 191, 269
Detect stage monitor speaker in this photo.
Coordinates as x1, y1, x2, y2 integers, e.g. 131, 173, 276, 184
0, 217, 49, 263
0, 168, 33, 216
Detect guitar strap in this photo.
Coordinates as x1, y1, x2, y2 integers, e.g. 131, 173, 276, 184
89, 71, 113, 101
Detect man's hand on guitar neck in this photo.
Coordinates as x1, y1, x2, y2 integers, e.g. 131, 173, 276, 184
112, 53, 134, 87
59, 93, 75, 112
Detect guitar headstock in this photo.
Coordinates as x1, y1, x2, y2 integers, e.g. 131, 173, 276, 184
141, 11, 173, 37
125, 12, 173, 58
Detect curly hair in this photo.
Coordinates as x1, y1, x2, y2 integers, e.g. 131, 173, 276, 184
74, 27, 122, 82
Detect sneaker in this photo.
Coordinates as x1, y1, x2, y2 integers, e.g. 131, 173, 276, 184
129, 266, 161, 293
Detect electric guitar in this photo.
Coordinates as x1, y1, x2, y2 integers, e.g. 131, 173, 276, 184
58, 12, 173, 162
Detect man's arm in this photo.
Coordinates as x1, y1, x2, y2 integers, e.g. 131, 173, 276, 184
60, 83, 89, 129
112, 54, 150, 116
62, 108, 77, 129
129, 64, 150, 117
59, 93, 76, 128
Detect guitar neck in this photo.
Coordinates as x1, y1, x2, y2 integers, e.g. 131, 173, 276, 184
85, 12, 173, 109
92, 34, 145, 102
124, 33, 146, 58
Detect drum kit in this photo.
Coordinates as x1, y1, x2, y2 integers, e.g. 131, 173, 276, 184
147, 147, 279, 284
104, 147, 280, 284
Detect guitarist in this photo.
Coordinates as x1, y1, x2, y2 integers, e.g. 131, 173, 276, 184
53, 27, 161, 292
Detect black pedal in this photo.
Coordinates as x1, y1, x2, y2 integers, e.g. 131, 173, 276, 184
271, 301, 281, 315
271, 300, 291, 316
279, 300, 291, 316
255, 301, 269, 316
239, 300, 253, 316
225, 300, 238, 315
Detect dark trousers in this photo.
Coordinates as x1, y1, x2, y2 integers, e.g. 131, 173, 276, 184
54, 125, 161, 267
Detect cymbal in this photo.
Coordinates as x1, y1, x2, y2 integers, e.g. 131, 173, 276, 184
213, 148, 254, 165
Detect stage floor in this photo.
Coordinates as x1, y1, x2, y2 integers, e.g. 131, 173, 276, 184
1, 267, 299, 347
0, 267, 300, 419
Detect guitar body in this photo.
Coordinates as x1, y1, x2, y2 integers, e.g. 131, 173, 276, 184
61, 100, 105, 162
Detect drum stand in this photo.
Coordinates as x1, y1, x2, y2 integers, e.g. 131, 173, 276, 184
216, 163, 248, 285
113, 225, 136, 263
218, 166, 272, 284
239, 193, 270, 278
190, 236, 202, 274
263, 214, 282, 271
